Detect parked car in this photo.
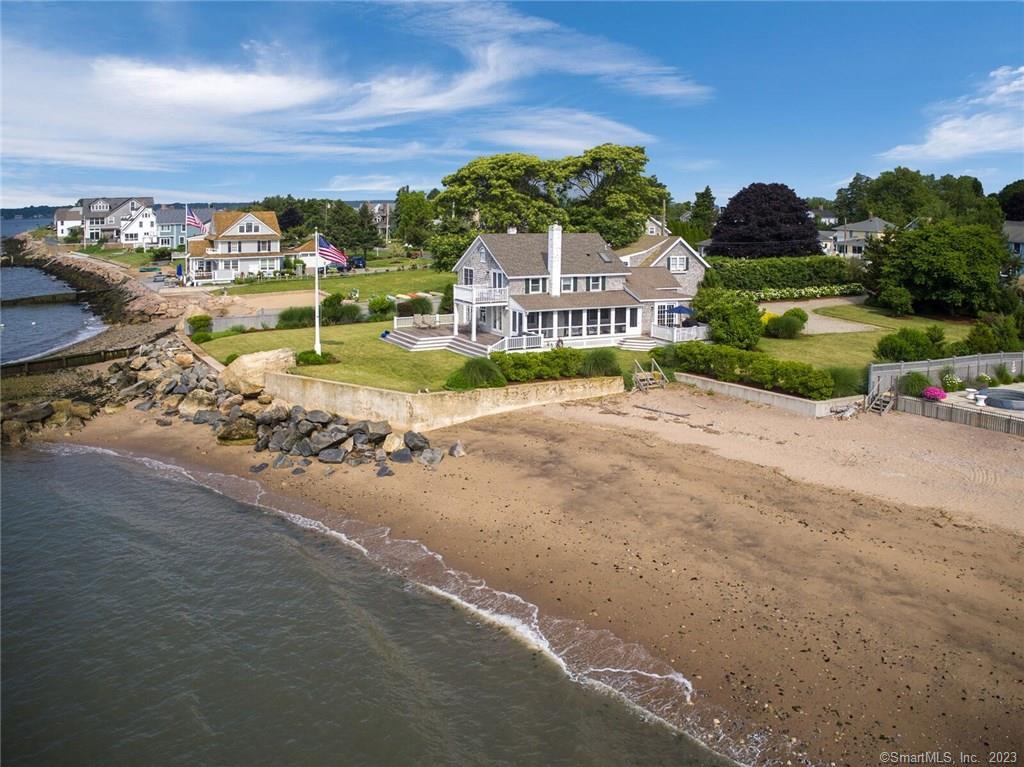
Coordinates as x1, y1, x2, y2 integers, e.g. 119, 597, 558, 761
329, 256, 367, 273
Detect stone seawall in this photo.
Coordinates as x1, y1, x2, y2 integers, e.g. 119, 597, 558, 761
265, 373, 625, 431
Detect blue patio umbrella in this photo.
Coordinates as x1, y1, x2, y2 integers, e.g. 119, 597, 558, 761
670, 305, 693, 315
176, 263, 183, 278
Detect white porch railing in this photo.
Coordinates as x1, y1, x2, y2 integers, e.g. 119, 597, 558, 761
393, 313, 455, 329
650, 324, 709, 343
453, 284, 509, 304
489, 333, 544, 352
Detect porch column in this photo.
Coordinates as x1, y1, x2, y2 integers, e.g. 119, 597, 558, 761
505, 305, 512, 339
452, 303, 459, 337
470, 306, 477, 343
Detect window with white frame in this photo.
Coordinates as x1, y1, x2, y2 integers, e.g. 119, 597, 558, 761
656, 303, 678, 326
587, 276, 605, 291
259, 258, 277, 271
220, 259, 239, 271
91, 202, 109, 211
560, 276, 574, 292
258, 240, 270, 252
124, 233, 138, 242
462, 267, 474, 285
669, 255, 689, 272
525, 277, 547, 294
478, 245, 487, 263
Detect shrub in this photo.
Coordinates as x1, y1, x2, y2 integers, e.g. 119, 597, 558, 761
957, 314, 1024, 354
225, 353, 239, 365
228, 324, 248, 334
825, 365, 868, 396
622, 371, 635, 391
879, 285, 914, 316
874, 328, 944, 362
706, 256, 854, 290
444, 357, 508, 390
296, 349, 338, 365
397, 296, 434, 317
277, 306, 315, 329
321, 294, 363, 325
782, 307, 808, 324
994, 363, 1014, 385
922, 387, 947, 401
367, 294, 395, 317
898, 372, 931, 397
760, 311, 779, 326
187, 314, 212, 334
490, 348, 585, 382
190, 331, 212, 344
939, 367, 963, 391
763, 314, 804, 339
736, 284, 864, 302
653, 342, 834, 400
440, 283, 454, 314
580, 348, 622, 377
692, 288, 763, 350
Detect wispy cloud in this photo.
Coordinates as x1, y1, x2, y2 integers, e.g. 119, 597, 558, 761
477, 108, 654, 155
319, 174, 439, 194
882, 66, 1024, 161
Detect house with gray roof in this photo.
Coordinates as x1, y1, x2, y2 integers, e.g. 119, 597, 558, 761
833, 216, 894, 256
52, 207, 82, 238
385, 224, 708, 357
78, 196, 154, 243
1003, 221, 1024, 258
155, 206, 215, 248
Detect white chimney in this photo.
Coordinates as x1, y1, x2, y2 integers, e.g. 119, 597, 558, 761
507, 226, 517, 235
548, 223, 562, 297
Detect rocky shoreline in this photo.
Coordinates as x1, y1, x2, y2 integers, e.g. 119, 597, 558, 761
2, 335, 463, 474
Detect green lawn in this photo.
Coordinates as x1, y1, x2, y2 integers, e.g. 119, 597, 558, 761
225, 269, 455, 297
202, 320, 648, 392
203, 321, 465, 392
758, 305, 973, 369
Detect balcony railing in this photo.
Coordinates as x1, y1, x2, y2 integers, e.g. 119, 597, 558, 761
453, 284, 509, 304
491, 333, 544, 352
650, 324, 709, 343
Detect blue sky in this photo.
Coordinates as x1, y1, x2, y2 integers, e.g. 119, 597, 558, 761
1, 1, 1022, 209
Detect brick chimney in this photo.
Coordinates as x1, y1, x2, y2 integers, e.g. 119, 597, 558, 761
548, 223, 562, 297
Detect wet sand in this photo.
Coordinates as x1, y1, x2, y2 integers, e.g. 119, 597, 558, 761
45, 390, 1024, 767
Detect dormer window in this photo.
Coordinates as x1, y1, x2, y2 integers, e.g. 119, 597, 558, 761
478, 245, 486, 263
239, 221, 261, 234
587, 276, 605, 291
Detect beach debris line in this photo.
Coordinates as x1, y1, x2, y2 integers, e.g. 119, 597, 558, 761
0, 335, 467, 476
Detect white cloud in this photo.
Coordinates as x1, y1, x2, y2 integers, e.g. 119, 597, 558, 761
882, 66, 1024, 161
477, 108, 654, 155
0, 182, 250, 209
320, 174, 439, 193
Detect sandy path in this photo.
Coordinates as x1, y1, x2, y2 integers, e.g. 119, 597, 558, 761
43, 392, 1024, 767
759, 296, 873, 334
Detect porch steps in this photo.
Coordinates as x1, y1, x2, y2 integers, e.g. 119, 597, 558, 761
383, 329, 489, 358
633, 359, 668, 393
619, 337, 662, 351
866, 391, 895, 415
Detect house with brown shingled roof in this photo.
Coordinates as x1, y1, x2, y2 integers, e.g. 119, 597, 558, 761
185, 210, 284, 285
383, 224, 709, 357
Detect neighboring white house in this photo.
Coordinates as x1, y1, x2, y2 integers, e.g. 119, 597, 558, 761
833, 216, 893, 256
1003, 221, 1024, 258
808, 208, 839, 226
185, 211, 282, 285
155, 206, 215, 248
53, 207, 82, 238
78, 196, 154, 242
384, 224, 709, 357
818, 230, 837, 255
118, 206, 158, 248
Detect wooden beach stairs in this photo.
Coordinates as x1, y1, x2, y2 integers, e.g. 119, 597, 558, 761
633, 359, 668, 393
865, 384, 895, 415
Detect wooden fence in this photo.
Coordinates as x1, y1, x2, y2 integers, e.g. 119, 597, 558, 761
896, 396, 1024, 437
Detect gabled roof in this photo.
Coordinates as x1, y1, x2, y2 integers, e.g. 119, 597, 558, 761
81, 196, 153, 211
287, 238, 315, 254
614, 235, 708, 269
833, 216, 893, 233
512, 290, 639, 311
624, 267, 691, 301
473, 232, 625, 277
1002, 221, 1024, 243
54, 208, 81, 221
155, 206, 215, 225
211, 210, 280, 237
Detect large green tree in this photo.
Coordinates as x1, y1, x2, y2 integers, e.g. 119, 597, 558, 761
866, 221, 1011, 316
834, 173, 872, 223
997, 179, 1024, 220
323, 201, 361, 250
556, 144, 666, 247
709, 182, 820, 258
394, 189, 435, 249
690, 186, 718, 232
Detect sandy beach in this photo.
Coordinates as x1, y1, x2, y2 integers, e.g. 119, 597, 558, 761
44, 387, 1023, 767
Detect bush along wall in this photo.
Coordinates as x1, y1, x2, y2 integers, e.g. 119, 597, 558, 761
736, 284, 864, 302
653, 342, 835, 400
707, 256, 856, 290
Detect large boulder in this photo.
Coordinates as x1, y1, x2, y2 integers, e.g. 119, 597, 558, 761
179, 389, 218, 418
317, 448, 348, 464
219, 349, 295, 396
256, 403, 290, 425
2, 419, 27, 446
216, 418, 258, 445
6, 402, 54, 423
403, 431, 430, 451
309, 428, 347, 454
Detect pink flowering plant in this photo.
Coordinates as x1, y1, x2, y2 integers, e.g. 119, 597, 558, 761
921, 386, 947, 401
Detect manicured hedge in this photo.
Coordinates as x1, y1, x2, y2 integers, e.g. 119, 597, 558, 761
490, 348, 584, 382
652, 342, 834, 400
444, 357, 508, 390
737, 283, 864, 302
707, 256, 855, 290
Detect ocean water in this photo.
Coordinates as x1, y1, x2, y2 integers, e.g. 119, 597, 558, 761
1, 217, 51, 238
0, 266, 106, 363
1, 446, 729, 767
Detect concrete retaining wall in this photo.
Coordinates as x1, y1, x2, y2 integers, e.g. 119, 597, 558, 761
673, 372, 862, 417
264, 373, 624, 431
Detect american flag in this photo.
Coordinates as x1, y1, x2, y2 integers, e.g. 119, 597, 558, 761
185, 205, 208, 233
317, 234, 347, 266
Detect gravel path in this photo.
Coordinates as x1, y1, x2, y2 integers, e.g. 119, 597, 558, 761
758, 295, 873, 334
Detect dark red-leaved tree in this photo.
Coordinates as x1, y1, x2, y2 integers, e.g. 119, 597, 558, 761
709, 182, 821, 258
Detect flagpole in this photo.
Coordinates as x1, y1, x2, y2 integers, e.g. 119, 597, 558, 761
313, 228, 322, 355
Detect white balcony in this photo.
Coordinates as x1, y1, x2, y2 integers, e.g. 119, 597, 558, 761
453, 284, 509, 304
650, 324, 709, 343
